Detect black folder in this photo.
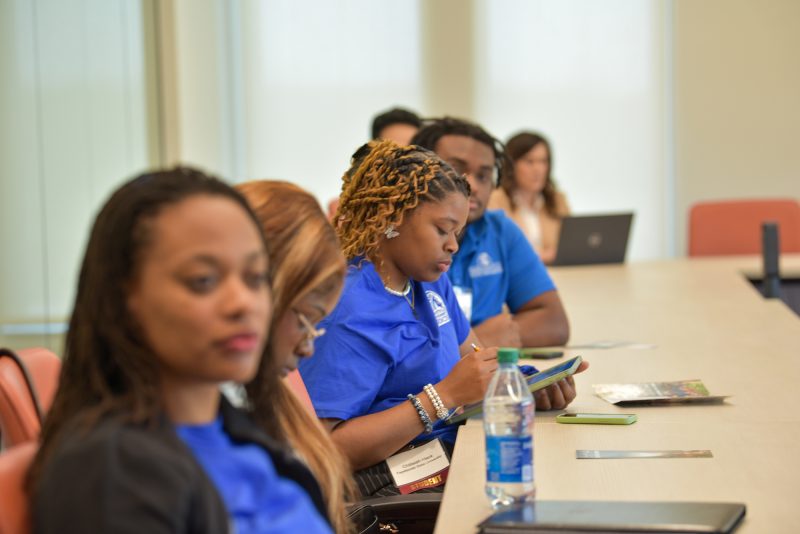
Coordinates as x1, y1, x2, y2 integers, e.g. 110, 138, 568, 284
478, 501, 746, 533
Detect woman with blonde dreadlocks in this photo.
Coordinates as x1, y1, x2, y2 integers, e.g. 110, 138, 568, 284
299, 140, 500, 497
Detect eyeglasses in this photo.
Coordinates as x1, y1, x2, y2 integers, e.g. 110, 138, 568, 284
449, 164, 497, 186
294, 310, 326, 343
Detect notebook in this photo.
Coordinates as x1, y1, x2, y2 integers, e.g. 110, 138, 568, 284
478, 500, 746, 533
593, 379, 730, 406
552, 213, 634, 266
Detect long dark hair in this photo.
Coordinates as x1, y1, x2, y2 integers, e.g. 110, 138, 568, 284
29, 167, 271, 491
503, 131, 559, 217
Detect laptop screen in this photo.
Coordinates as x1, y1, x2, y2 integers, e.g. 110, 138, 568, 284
551, 213, 634, 266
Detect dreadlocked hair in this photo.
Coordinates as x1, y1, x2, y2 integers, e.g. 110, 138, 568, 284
335, 139, 470, 262
410, 116, 508, 188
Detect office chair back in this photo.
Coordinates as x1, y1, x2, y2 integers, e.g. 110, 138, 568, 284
0, 348, 61, 447
0, 441, 36, 534
688, 198, 800, 256
284, 369, 316, 415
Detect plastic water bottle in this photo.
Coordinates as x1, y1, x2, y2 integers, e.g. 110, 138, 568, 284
484, 347, 535, 507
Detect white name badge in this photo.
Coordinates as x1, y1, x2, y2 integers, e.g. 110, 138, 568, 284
452, 286, 473, 322
386, 439, 450, 494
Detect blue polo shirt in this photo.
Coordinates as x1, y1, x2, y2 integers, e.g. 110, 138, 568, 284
299, 260, 470, 445
448, 210, 555, 326
176, 417, 332, 534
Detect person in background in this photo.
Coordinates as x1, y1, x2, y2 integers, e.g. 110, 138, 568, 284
302, 140, 582, 497
328, 107, 423, 221
31, 168, 333, 533
370, 107, 422, 146
489, 131, 570, 264
411, 118, 571, 355
236, 180, 356, 534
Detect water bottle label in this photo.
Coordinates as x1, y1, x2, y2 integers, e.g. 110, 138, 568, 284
486, 435, 533, 483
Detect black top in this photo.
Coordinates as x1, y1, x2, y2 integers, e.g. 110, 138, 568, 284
34, 397, 329, 533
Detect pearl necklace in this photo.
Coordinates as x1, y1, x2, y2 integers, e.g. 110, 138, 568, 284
383, 281, 411, 297
384, 280, 416, 315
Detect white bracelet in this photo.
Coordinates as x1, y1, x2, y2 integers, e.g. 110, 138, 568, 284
423, 383, 450, 421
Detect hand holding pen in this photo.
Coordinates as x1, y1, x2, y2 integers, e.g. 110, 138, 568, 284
435, 338, 499, 408
470, 340, 589, 410
475, 342, 536, 375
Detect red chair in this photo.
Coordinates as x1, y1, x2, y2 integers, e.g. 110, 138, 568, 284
0, 348, 61, 447
284, 370, 316, 416
688, 198, 800, 257
0, 441, 37, 534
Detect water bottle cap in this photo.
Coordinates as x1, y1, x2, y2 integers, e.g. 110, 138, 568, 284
497, 347, 520, 363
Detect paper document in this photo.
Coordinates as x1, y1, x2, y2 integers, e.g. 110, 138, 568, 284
593, 379, 729, 406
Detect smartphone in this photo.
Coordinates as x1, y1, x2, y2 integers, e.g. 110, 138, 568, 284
446, 355, 583, 425
525, 355, 582, 393
520, 348, 564, 360
556, 413, 637, 425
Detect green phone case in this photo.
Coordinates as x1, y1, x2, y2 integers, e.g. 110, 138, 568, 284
556, 413, 637, 425
445, 355, 583, 426
520, 348, 564, 359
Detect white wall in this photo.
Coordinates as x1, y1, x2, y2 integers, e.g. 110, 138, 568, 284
165, 0, 670, 261
164, 0, 425, 207
0, 0, 155, 348
239, 0, 424, 202
674, 0, 800, 255
474, 0, 671, 260
6, 0, 798, 348
161, 0, 240, 178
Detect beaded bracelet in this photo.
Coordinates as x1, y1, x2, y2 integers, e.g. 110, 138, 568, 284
407, 393, 433, 433
423, 383, 450, 421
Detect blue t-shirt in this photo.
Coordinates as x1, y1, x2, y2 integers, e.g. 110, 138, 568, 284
448, 210, 556, 326
299, 260, 470, 445
176, 417, 332, 534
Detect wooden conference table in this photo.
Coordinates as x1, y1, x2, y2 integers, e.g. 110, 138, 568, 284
433, 256, 800, 534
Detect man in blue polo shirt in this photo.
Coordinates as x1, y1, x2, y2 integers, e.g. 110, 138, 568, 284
412, 118, 570, 349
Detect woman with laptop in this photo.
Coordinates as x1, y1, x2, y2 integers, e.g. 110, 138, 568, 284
489, 131, 570, 264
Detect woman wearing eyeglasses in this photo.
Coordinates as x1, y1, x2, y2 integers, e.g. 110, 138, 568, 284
236, 180, 356, 534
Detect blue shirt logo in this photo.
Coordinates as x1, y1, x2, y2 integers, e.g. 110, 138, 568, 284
426, 290, 451, 327
468, 252, 504, 278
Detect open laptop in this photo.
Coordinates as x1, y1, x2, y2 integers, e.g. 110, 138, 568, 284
551, 213, 634, 266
